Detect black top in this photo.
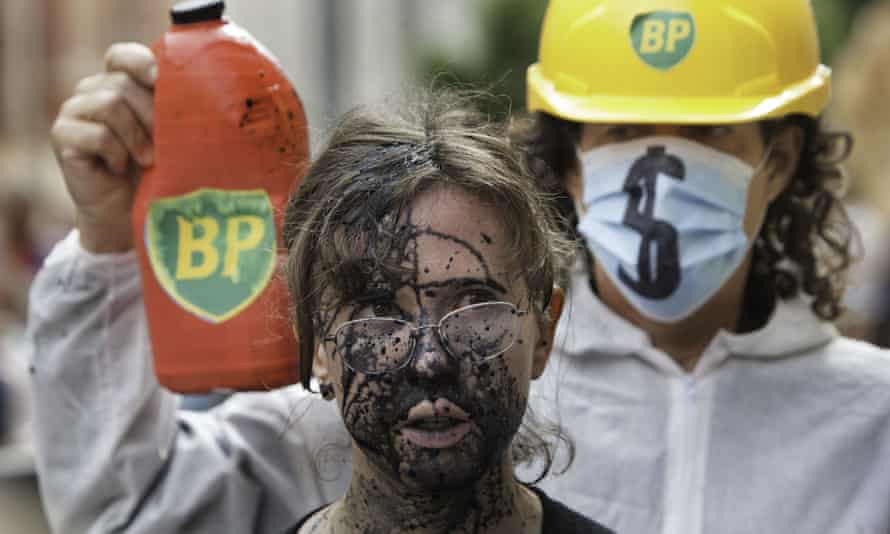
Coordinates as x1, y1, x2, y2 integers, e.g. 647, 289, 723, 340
170, 0, 225, 25
282, 486, 615, 534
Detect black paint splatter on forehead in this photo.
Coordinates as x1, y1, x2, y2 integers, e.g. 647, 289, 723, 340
339, 140, 439, 224
322, 217, 508, 331
319, 144, 512, 323
322, 142, 442, 298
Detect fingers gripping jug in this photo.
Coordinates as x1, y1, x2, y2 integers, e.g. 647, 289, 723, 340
133, 0, 309, 392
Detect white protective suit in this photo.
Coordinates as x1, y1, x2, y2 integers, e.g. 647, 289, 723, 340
28, 231, 890, 534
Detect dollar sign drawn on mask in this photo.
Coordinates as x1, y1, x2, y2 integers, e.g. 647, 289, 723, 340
618, 146, 686, 299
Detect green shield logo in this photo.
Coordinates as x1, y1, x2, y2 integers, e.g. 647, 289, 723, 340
630, 11, 696, 70
146, 188, 277, 323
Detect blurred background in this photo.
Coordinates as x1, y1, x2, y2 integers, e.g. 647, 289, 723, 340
0, 0, 887, 532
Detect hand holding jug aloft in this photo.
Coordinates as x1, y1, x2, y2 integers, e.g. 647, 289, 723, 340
50, 42, 156, 253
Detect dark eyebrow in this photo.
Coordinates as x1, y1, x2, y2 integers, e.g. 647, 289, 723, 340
417, 277, 507, 295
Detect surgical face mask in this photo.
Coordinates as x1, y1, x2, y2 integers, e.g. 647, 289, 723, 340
577, 136, 773, 323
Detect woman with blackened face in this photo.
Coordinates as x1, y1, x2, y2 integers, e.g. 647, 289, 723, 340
319, 187, 545, 520
282, 94, 613, 533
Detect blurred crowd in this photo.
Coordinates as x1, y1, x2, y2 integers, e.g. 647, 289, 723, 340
0, 145, 70, 464
0, 144, 71, 450
0, 143, 70, 533
830, 0, 890, 345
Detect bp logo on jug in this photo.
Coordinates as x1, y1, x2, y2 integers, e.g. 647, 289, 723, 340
146, 188, 277, 323
630, 11, 695, 70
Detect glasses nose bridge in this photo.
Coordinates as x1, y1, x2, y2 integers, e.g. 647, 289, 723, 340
408, 322, 453, 362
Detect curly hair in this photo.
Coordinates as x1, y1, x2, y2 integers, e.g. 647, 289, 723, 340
511, 112, 858, 326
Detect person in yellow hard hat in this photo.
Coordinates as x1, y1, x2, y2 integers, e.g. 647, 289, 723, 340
513, 0, 890, 532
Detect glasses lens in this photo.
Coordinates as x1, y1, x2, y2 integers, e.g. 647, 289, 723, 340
440, 302, 520, 361
335, 319, 412, 374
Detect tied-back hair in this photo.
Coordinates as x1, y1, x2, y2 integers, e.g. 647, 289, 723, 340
281, 89, 576, 482
512, 112, 858, 326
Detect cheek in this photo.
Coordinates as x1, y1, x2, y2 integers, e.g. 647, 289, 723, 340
507, 343, 534, 386
340, 374, 399, 436
723, 131, 772, 238
464, 348, 532, 411
468, 357, 530, 446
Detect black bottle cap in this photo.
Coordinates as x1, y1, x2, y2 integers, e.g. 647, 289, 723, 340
171, 0, 225, 25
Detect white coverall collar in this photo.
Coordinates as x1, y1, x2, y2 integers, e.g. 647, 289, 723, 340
554, 262, 838, 378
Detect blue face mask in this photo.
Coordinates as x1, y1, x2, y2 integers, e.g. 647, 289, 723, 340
577, 136, 772, 323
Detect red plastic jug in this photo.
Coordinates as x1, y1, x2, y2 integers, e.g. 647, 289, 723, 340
132, 0, 309, 392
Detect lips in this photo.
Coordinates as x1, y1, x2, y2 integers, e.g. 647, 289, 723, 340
410, 416, 462, 431
400, 398, 472, 449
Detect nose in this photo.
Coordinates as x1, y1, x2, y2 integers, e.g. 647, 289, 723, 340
628, 124, 683, 139
651, 125, 684, 137
406, 326, 460, 384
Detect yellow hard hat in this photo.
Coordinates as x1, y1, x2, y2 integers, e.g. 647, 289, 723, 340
527, 0, 831, 124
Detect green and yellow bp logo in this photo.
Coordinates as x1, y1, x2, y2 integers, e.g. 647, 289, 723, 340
146, 188, 277, 323
631, 11, 695, 70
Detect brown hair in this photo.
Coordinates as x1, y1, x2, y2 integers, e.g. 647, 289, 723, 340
513, 112, 857, 325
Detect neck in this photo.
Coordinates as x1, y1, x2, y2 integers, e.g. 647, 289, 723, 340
595, 255, 753, 373
322, 447, 541, 534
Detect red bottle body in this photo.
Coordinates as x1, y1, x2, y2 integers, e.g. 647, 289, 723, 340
132, 18, 308, 392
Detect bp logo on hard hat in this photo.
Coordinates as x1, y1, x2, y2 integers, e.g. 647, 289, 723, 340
631, 11, 696, 70
146, 188, 277, 323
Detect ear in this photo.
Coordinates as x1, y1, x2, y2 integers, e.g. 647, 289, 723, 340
312, 341, 331, 385
764, 125, 804, 202
532, 286, 565, 379
298, 324, 332, 387
309, 330, 339, 402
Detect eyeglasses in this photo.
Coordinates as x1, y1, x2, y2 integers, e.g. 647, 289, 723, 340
324, 301, 528, 375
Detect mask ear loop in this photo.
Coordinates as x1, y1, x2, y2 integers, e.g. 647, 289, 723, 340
752, 136, 779, 180
746, 136, 783, 257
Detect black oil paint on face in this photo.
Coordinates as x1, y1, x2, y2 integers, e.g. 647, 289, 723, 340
318, 190, 537, 533
338, 221, 526, 486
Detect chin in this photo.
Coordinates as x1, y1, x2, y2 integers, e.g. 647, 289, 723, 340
393, 434, 501, 493
399, 455, 486, 492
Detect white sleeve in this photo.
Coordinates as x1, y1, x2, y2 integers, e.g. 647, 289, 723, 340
27, 231, 350, 534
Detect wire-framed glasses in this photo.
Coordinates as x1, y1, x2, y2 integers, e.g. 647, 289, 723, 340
324, 301, 528, 375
